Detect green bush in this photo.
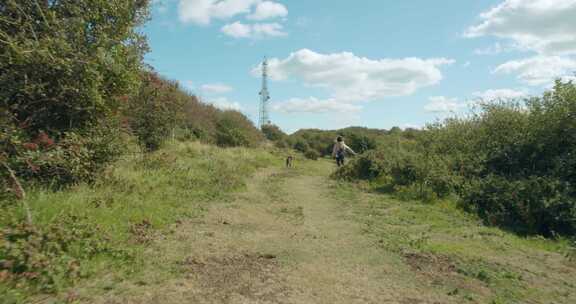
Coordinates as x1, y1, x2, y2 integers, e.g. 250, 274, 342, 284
2, 124, 123, 187
345, 133, 378, 154
304, 150, 320, 160
0, 1, 148, 135
126, 73, 185, 152
293, 139, 310, 153
461, 175, 576, 236
1, 0, 149, 185
261, 124, 287, 141
0, 215, 129, 293
215, 111, 263, 148
335, 80, 576, 237
335, 146, 452, 200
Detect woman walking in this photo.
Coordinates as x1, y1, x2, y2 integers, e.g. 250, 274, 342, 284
332, 136, 356, 167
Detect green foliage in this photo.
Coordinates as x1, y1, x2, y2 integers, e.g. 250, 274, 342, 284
0, 142, 275, 300
126, 73, 185, 151
261, 124, 286, 141
1, 0, 149, 186
1, 0, 149, 134
337, 80, 576, 237
460, 175, 576, 235
287, 127, 401, 157
304, 149, 320, 160
122, 73, 263, 150
2, 123, 124, 187
215, 111, 263, 148
0, 215, 129, 294
292, 139, 310, 153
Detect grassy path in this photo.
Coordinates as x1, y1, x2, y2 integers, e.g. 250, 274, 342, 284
54, 159, 575, 304
79, 161, 450, 303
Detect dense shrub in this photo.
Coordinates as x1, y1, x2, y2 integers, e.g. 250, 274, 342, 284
0, 0, 149, 135
335, 145, 452, 201
261, 124, 287, 141
0, 215, 129, 293
293, 139, 310, 153
126, 73, 186, 151
1, 0, 149, 186
287, 127, 400, 157
123, 75, 263, 150
304, 150, 320, 160
345, 133, 378, 154
336, 81, 576, 237
460, 175, 575, 236
2, 123, 123, 187
182, 97, 220, 143
215, 111, 263, 148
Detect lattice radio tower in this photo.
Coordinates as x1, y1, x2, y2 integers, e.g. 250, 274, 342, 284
258, 57, 271, 129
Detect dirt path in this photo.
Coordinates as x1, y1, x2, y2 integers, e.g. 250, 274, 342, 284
90, 162, 456, 304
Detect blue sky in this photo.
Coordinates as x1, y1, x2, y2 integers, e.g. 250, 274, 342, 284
143, 0, 576, 133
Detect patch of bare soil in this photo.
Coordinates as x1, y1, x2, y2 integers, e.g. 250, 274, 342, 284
402, 251, 492, 298
403, 251, 457, 274
179, 253, 289, 303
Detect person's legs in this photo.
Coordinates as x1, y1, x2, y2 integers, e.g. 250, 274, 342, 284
336, 156, 345, 167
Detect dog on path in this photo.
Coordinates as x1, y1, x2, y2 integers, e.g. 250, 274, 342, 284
286, 155, 294, 168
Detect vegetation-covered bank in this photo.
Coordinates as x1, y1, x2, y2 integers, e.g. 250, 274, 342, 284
335, 81, 576, 239
0, 2, 267, 301
19, 157, 573, 304
1, 0, 263, 194
0, 142, 276, 302
332, 180, 576, 304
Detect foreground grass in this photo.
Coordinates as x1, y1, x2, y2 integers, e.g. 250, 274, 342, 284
331, 181, 576, 304
0, 141, 276, 303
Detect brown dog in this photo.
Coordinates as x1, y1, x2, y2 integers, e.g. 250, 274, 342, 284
286, 155, 294, 168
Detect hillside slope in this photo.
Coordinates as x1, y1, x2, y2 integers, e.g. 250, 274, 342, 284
26, 153, 576, 304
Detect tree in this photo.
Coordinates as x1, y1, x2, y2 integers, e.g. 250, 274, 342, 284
1, 0, 150, 137
215, 111, 263, 148
261, 124, 286, 141
1, 0, 150, 184
127, 73, 182, 151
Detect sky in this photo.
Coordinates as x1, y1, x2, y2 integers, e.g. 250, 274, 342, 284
143, 0, 576, 133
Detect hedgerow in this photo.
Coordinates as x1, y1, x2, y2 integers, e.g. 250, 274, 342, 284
336, 81, 576, 237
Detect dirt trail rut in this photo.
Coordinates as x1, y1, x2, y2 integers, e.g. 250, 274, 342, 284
98, 164, 455, 304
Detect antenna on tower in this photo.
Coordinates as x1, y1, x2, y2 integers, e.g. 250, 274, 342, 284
258, 57, 271, 129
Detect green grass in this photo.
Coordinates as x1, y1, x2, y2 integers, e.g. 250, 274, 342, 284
330, 182, 576, 304
0, 141, 276, 303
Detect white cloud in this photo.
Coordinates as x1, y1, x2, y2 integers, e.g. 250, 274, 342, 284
178, 0, 287, 25
560, 75, 576, 83
201, 83, 233, 94
221, 21, 251, 37
474, 42, 507, 55
462, 61, 471, 68
493, 56, 576, 86
251, 22, 286, 37
271, 97, 362, 114
247, 1, 287, 20
221, 21, 286, 38
472, 88, 528, 101
465, 0, 576, 55
424, 96, 465, 114
253, 49, 454, 103
206, 97, 242, 111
